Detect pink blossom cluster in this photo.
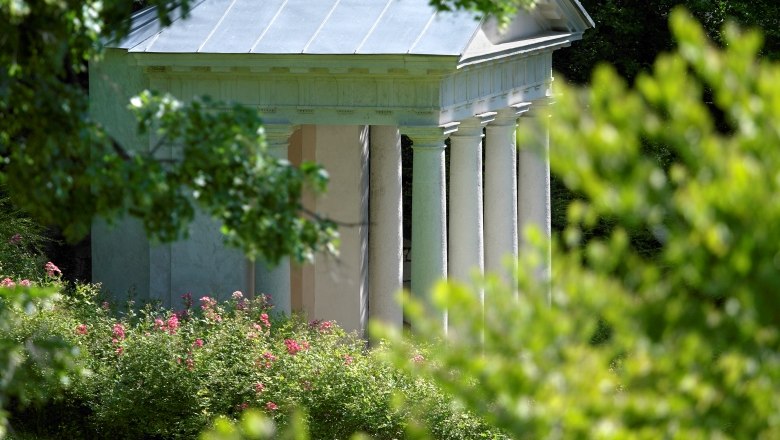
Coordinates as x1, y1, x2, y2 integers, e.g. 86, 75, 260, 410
343, 354, 354, 366
284, 339, 309, 356
265, 401, 278, 411
246, 323, 265, 340
192, 338, 204, 348
260, 313, 271, 329
309, 319, 334, 333
411, 354, 425, 364
75, 324, 88, 335
44, 261, 61, 278
254, 382, 265, 393
177, 353, 195, 371
8, 233, 22, 245
153, 314, 179, 334
112, 323, 126, 355
232, 291, 249, 310
112, 323, 126, 341
200, 296, 222, 322
1, 277, 31, 288
256, 351, 277, 369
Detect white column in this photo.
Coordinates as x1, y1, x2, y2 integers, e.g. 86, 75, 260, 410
368, 126, 404, 329
484, 105, 528, 285
406, 124, 457, 331
253, 124, 295, 315
518, 101, 552, 286
448, 115, 493, 285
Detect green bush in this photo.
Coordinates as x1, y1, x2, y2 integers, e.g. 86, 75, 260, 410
6, 285, 501, 439
0, 195, 49, 282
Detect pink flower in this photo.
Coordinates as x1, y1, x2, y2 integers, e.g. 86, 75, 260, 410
256, 351, 277, 368
343, 354, 353, 366
284, 339, 301, 355
185, 357, 194, 371
1, 278, 15, 288
238, 402, 249, 411
260, 313, 271, 329
318, 321, 333, 333
112, 323, 125, 341
115, 346, 124, 355
166, 314, 179, 334
76, 324, 88, 335
200, 296, 222, 322
44, 261, 61, 278
8, 233, 22, 245
265, 401, 278, 411
411, 354, 425, 364
154, 318, 165, 331
193, 338, 204, 348
18, 279, 31, 287
200, 296, 217, 310
254, 382, 265, 393
232, 290, 243, 300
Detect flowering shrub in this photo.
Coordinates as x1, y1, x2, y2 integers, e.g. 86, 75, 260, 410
0, 195, 49, 281
6, 285, 500, 439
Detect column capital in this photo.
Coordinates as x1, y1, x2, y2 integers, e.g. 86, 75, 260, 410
262, 123, 298, 145
525, 98, 555, 118
493, 102, 532, 126
452, 112, 496, 138
262, 123, 297, 159
404, 122, 459, 149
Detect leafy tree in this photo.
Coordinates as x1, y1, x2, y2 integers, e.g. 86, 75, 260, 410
554, 0, 780, 85
378, 7, 780, 439
0, 0, 335, 263
1, 1, 335, 436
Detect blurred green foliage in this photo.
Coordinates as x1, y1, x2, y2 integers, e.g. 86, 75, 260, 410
377, 7, 780, 439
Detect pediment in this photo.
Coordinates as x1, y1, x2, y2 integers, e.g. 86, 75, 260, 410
459, 0, 594, 66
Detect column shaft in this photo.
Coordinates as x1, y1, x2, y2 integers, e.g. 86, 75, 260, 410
448, 119, 487, 283
518, 103, 552, 288
368, 126, 404, 329
484, 110, 520, 283
406, 125, 454, 331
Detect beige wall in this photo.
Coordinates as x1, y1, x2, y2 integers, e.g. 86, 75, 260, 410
290, 125, 369, 335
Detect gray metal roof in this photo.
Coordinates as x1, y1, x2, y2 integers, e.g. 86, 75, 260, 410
121, 0, 483, 56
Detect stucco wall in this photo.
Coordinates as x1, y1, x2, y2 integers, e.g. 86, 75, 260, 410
90, 53, 248, 306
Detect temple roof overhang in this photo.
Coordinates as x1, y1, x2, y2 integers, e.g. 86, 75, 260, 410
108, 0, 593, 126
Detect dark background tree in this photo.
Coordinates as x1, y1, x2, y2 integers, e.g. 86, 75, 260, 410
555, 0, 780, 85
